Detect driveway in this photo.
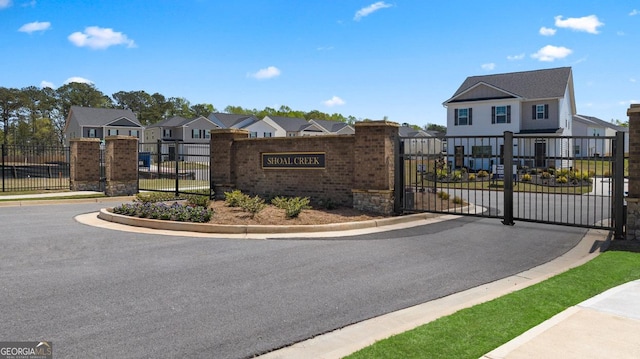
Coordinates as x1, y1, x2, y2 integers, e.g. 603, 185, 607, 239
0, 202, 588, 358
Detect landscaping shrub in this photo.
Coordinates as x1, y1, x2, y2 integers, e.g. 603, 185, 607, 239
224, 189, 249, 207
557, 175, 568, 184
452, 196, 463, 204
451, 170, 462, 181
437, 191, 450, 200
186, 194, 211, 208
272, 196, 312, 218
468, 173, 476, 181
135, 192, 182, 203
521, 173, 532, 182
477, 170, 489, 178
112, 202, 213, 223
436, 168, 448, 180
241, 195, 267, 218
541, 171, 552, 179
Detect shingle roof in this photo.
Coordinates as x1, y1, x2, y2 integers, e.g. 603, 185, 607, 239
398, 125, 431, 137
147, 116, 190, 128
446, 67, 572, 103
574, 114, 628, 132
69, 106, 141, 127
267, 116, 311, 132
311, 119, 352, 133
209, 113, 258, 128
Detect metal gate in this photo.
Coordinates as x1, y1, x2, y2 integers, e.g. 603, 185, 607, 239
396, 131, 626, 238
138, 140, 212, 197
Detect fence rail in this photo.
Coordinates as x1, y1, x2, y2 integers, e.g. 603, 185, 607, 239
138, 140, 212, 197
397, 132, 627, 238
1, 144, 70, 192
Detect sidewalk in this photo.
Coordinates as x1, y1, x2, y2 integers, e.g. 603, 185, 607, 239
482, 279, 640, 359
0, 191, 103, 201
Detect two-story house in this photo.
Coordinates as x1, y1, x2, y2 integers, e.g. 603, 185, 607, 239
443, 67, 576, 170
261, 116, 325, 137
64, 106, 144, 146
143, 115, 220, 162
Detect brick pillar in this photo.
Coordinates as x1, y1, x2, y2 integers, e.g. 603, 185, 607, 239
352, 121, 399, 214
626, 104, 640, 239
69, 138, 101, 191
104, 135, 138, 196
210, 129, 249, 199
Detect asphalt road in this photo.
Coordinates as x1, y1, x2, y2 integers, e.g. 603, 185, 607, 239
0, 202, 587, 358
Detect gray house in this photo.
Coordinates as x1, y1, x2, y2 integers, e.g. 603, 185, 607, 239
144, 116, 220, 143
64, 106, 143, 146
208, 113, 259, 129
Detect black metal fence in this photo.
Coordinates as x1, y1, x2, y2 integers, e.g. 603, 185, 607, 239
138, 140, 212, 197
1, 144, 70, 192
397, 131, 627, 238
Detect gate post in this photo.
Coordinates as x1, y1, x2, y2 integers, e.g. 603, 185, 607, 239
625, 104, 640, 239
104, 135, 139, 196
502, 131, 515, 225
69, 138, 101, 192
613, 131, 626, 239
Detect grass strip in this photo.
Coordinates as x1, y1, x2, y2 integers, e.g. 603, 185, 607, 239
346, 250, 640, 359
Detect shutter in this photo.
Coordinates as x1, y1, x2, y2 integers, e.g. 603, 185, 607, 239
544, 104, 549, 119
532, 105, 536, 119
469, 108, 473, 125
507, 105, 511, 123
491, 106, 496, 124
454, 109, 459, 126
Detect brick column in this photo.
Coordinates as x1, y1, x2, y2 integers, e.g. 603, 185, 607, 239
210, 129, 249, 199
69, 138, 101, 191
626, 104, 640, 239
352, 121, 399, 214
104, 135, 138, 196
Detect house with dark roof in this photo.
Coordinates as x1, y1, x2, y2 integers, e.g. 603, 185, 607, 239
208, 113, 259, 129
443, 67, 576, 169
573, 114, 629, 157
309, 119, 355, 135
261, 116, 325, 137
64, 106, 144, 146
398, 125, 441, 155
144, 115, 220, 143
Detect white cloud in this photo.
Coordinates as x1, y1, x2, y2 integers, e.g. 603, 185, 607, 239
617, 31, 626, 36
619, 100, 640, 105
631, 78, 637, 83
630, 9, 639, 16
554, 15, 604, 34
507, 53, 525, 61
354, 1, 392, 21
481, 63, 495, 71
68, 26, 136, 50
64, 77, 93, 85
531, 45, 573, 62
40, 80, 54, 88
248, 66, 281, 80
323, 96, 345, 107
0, 0, 11, 9
539, 27, 556, 36
18, 21, 51, 34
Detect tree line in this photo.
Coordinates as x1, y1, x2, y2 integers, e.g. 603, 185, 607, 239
0, 83, 369, 147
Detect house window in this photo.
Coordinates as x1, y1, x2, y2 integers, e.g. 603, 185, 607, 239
108, 129, 118, 136
204, 130, 210, 139
192, 129, 201, 139
287, 133, 297, 137
492, 105, 511, 124
454, 108, 472, 126
129, 130, 139, 137
88, 129, 96, 138
471, 145, 492, 157
264, 132, 272, 138
532, 104, 549, 119
163, 129, 172, 138
574, 145, 580, 155
249, 132, 257, 138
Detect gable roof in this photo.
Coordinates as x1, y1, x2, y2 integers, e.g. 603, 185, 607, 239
444, 67, 573, 104
68, 106, 142, 127
266, 116, 314, 132
574, 114, 628, 132
310, 119, 353, 133
147, 116, 190, 128
399, 125, 431, 137
208, 113, 258, 128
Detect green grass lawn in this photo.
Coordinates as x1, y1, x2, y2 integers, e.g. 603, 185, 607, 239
346, 250, 640, 359
138, 179, 209, 191
414, 178, 592, 195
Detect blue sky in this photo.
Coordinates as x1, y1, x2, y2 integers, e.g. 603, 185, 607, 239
1, 1, 638, 127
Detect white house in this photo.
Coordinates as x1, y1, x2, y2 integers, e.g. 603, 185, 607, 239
261, 116, 325, 137
143, 115, 220, 162
309, 119, 355, 135
443, 67, 576, 170
398, 125, 441, 155
573, 114, 629, 157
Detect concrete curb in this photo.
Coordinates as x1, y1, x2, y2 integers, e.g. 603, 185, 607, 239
97, 207, 445, 234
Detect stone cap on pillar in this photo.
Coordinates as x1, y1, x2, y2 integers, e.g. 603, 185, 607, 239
70, 138, 101, 143
628, 104, 640, 115
210, 129, 250, 135
105, 135, 138, 140
354, 120, 400, 129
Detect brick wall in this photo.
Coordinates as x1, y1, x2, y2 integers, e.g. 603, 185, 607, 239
210, 121, 400, 214
104, 136, 138, 196
626, 104, 640, 239
69, 138, 101, 191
